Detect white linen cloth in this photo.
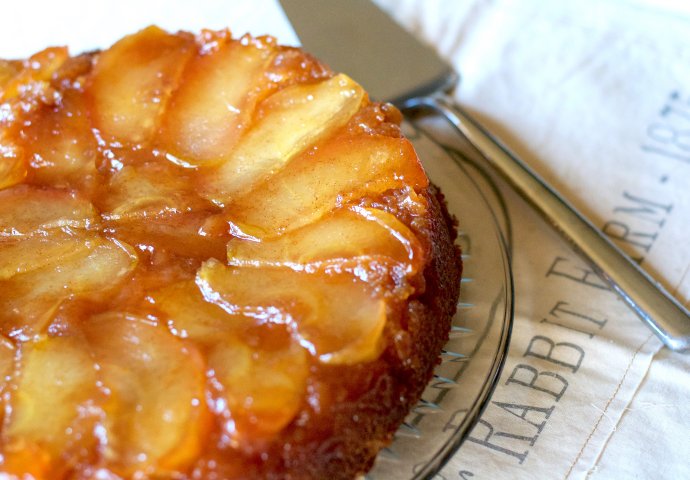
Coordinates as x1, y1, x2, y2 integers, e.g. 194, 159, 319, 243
1, 1, 688, 478
372, 0, 690, 478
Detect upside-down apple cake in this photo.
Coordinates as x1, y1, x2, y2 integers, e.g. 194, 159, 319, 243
0, 26, 462, 479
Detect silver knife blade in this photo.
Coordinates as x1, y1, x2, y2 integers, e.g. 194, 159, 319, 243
280, 0, 456, 105
281, 0, 690, 351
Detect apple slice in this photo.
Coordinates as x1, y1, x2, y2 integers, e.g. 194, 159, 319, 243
88, 26, 194, 144
0, 232, 93, 280
223, 133, 428, 237
0, 47, 68, 102
20, 89, 98, 191
83, 311, 208, 476
197, 259, 387, 365
209, 332, 308, 436
0, 336, 14, 467
1, 335, 100, 477
109, 212, 227, 261
0, 234, 138, 337
150, 280, 309, 436
0, 59, 20, 89
0, 335, 13, 381
0, 185, 98, 238
0, 138, 26, 190
203, 73, 365, 203
226, 206, 423, 275
149, 280, 234, 343
262, 46, 331, 90
160, 35, 275, 165
100, 163, 210, 221
0, 336, 15, 423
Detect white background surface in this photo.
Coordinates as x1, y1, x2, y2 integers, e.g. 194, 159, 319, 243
0, 0, 298, 58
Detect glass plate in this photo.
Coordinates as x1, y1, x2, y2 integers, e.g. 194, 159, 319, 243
366, 121, 515, 479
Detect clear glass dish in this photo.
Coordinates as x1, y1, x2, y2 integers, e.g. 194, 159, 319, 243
366, 121, 515, 479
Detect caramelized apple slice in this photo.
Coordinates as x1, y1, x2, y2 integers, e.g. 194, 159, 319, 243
100, 164, 210, 221
204, 74, 365, 202
197, 260, 387, 364
149, 280, 234, 343
227, 206, 423, 274
0, 233, 92, 280
224, 133, 427, 236
0, 336, 14, 466
2, 336, 100, 477
0, 185, 98, 238
0, 336, 15, 423
0, 335, 13, 382
0, 47, 68, 102
209, 332, 308, 436
99, 163, 224, 258
109, 212, 227, 261
0, 140, 26, 190
0, 234, 137, 337
161, 37, 274, 165
0, 59, 20, 89
150, 280, 308, 435
20, 89, 98, 190
263, 47, 331, 90
88, 26, 194, 144
82, 312, 208, 475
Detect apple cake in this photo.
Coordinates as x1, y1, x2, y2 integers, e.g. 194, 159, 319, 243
0, 27, 462, 479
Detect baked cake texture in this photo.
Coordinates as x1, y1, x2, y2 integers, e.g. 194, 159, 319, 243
0, 26, 462, 479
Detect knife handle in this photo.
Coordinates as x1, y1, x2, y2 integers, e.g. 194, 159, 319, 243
401, 94, 690, 352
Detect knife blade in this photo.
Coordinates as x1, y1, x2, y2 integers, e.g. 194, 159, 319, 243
281, 0, 690, 351
277, 0, 456, 105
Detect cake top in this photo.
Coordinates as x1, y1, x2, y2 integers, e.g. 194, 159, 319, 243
0, 26, 437, 478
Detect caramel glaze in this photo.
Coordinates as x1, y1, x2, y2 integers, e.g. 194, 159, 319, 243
0, 27, 461, 479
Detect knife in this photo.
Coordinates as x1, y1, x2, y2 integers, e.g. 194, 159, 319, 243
280, 0, 690, 351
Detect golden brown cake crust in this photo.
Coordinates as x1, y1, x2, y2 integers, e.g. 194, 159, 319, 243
0, 27, 462, 479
